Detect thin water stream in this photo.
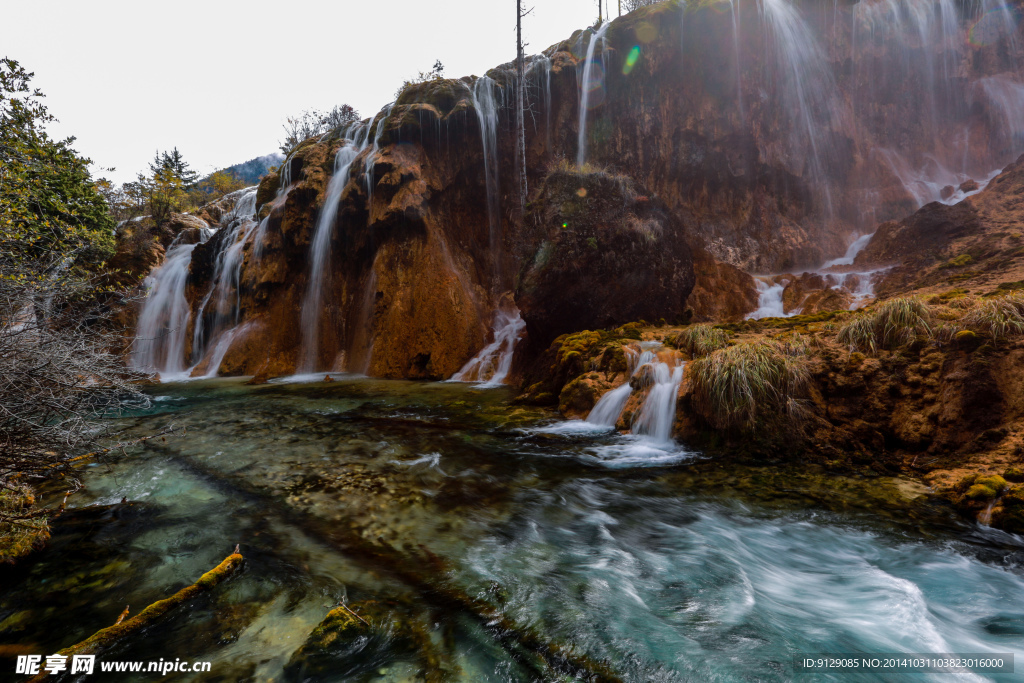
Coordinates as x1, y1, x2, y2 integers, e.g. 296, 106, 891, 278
3, 377, 1022, 681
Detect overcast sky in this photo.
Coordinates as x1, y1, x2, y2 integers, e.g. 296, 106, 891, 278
2, 0, 607, 183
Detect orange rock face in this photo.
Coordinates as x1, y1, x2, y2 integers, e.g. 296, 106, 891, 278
141, 1, 1024, 381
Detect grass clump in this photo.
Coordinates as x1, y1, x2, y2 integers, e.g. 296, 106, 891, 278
671, 324, 730, 358
690, 340, 810, 432
837, 298, 932, 353
962, 293, 1024, 344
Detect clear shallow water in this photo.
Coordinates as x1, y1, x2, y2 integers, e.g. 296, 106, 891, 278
1, 377, 1022, 682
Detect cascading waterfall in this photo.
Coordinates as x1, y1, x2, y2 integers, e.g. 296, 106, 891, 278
191, 186, 261, 369
586, 345, 656, 427
760, 0, 843, 215
449, 308, 526, 386
364, 104, 395, 216
576, 21, 610, 167
631, 360, 686, 444
298, 123, 371, 372
131, 241, 200, 379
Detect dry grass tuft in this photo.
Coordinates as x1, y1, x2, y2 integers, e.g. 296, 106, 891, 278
671, 324, 730, 358
837, 298, 932, 353
690, 340, 810, 432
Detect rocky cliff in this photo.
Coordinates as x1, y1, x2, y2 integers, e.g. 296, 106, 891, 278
132, 0, 1024, 382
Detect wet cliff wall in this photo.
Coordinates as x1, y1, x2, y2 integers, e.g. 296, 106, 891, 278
141, 0, 1024, 381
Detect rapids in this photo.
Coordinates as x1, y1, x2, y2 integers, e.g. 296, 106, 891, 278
4, 378, 1021, 681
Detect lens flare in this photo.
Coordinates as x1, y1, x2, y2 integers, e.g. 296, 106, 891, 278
969, 8, 1021, 47
583, 61, 607, 110
623, 46, 641, 75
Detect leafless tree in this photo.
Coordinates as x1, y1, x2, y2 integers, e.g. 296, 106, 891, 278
0, 255, 152, 529
623, 0, 663, 12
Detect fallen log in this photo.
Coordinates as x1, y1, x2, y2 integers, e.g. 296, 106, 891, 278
26, 551, 243, 681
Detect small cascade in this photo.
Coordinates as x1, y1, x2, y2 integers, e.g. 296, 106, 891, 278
822, 233, 872, 268
586, 344, 657, 427
131, 242, 199, 379
197, 321, 252, 379
876, 148, 998, 208
632, 360, 686, 444
449, 308, 525, 387
746, 278, 790, 320
298, 122, 371, 372
471, 77, 502, 268
365, 104, 395, 216
576, 21, 610, 167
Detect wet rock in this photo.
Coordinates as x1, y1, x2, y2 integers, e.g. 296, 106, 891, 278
959, 179, 979, 193
517, 168, 695, 348
941, 185, 956, 200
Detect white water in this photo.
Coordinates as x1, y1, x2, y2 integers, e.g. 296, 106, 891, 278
299, 123, 371, 372
746, 278, 790, 320
449, 308, 526, 387
822, 232, 873, 268
191, 186, 261, 368
132, 243, 198, 379
364, 104, 395, 216
760, 0, 843, 214
631, 361, 686, 444
576, 21, 610, 167
586, 345, 657, 428
197, 321, 252, 379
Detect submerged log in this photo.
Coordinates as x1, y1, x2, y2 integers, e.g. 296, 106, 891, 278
168, 455, 623, 682
26, 551, 243, 681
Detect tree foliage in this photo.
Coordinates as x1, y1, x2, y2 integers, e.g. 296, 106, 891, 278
1, 57, 115, 275
1, 58, 152, 559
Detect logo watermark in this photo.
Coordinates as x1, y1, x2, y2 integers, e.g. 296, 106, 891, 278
15, 655, 212, 676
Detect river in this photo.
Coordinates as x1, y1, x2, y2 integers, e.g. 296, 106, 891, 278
2, 377, 1022, 681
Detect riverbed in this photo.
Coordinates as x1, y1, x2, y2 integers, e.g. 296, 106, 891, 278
2, 377, 1022, 681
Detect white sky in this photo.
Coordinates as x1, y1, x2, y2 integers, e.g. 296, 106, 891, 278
2, 0, 609, 183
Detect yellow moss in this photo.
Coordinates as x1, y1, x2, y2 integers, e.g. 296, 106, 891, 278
965, 484, 998, 501
0, 485, 50, 565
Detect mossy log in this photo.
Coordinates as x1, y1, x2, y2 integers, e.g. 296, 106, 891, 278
27, 552, 243, 681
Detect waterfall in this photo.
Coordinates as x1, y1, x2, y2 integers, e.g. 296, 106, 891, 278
449, 308, 525, 386
586, 345, 657, 427
760, 0, 842, 215
471, 76, 502, 269
729, 0, 744, 119
746, 278, 790, 320
365, 104, 395, 216
822, 233, 873, 268
577, 21, 610, 167
132, 242, 199, 379
632, 361, 686, 444
298, 123, 371, 372
191, 186, 260, 364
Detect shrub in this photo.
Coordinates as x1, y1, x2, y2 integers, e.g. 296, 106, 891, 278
836, 298, 932, 353
690, 340, 810, 432
671, 324, 730, 358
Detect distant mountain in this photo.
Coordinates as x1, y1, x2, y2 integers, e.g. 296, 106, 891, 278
216, 153, 284, 185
